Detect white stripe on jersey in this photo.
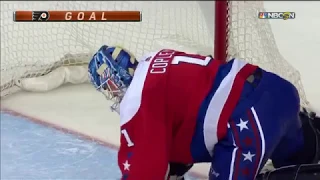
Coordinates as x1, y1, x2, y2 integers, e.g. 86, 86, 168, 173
203, 59, 247, 156
119, 52, 156, 126
251, 107, 266, 178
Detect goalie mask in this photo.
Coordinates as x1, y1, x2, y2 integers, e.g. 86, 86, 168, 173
88, 45, 138, 113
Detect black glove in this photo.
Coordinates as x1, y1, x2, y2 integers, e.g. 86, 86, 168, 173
308, 110, 320, 131
168, 162, 193, 180
285, 108, 320, 166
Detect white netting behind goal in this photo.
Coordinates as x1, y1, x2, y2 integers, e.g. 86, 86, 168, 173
0, 1, 213, 97
0, 1, 309, 108
226, 2, 309, 108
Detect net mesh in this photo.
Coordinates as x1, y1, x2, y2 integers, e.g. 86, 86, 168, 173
0, 1, 212, 97
0, 1, 309, 108
227, 1, 308, 107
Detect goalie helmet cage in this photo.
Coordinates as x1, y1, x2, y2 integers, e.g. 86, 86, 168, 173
0, 1, 310, 109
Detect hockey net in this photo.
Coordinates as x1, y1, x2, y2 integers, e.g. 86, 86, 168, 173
0, 1, 309, 109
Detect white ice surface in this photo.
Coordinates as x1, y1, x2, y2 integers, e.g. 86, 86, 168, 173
1, 1, 320, 178
0, 84, 211, 177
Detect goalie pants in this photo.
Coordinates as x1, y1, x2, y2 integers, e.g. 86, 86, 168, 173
209, 69, 304, 180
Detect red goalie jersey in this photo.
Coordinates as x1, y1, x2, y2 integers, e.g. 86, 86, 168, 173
118, 49, 257, 179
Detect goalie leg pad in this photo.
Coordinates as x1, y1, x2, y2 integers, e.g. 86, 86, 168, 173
208, 70, 305, 179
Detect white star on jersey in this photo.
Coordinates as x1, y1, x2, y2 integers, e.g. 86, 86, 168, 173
236, 119, 249, 131
123, 160, 131, 171
242, 151, 256, 162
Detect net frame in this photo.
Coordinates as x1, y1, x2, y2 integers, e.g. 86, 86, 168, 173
214, 1, 228, 62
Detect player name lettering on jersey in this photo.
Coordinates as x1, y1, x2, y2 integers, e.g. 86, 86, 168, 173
150, 49, 175, 74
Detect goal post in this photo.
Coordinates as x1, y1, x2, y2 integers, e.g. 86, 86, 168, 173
214, 0, 228, 62
0, 1, 310, 109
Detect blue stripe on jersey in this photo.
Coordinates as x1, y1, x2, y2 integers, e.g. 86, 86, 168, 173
190, 59, 236, 163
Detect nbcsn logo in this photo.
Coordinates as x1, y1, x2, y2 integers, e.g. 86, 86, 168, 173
259, 12, 295, 20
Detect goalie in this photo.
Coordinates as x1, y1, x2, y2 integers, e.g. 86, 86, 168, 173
88, 45, 320, 180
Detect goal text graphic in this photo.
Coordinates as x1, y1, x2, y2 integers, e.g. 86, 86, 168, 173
14, 11, 141, 22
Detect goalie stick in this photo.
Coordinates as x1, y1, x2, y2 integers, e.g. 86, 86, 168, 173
256, 163, 320, 180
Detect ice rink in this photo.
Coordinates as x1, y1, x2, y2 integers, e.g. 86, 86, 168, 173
1, 112, 202, 179
1, 113, 120, 179
0, 84, 207, 179
1, 1, 320, 179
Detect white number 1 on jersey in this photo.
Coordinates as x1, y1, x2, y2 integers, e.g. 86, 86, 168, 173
171, 55, 212, 66
121, 129, 134, 147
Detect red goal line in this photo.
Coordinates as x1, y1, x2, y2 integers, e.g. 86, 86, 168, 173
13, 11, 142, 22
